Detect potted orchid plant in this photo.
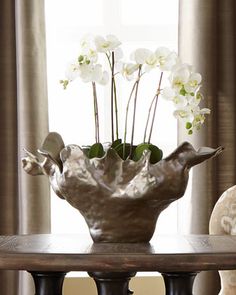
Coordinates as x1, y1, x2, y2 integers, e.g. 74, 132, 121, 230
22, 34, 222, 243
60, 34, 210, 164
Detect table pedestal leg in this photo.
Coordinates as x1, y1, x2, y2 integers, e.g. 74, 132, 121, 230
29, 271, 67, 295
161, 272, 198, 295
88, 272, 136, 295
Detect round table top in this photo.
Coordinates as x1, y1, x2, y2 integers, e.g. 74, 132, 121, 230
0, 234, 235, 272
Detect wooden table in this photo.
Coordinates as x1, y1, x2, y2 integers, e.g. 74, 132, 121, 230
0, 234, 235, 295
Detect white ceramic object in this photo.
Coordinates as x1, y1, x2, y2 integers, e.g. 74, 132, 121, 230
210, 185, 236, 295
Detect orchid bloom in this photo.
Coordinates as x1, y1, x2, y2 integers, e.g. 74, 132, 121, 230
79, 63, 109, 85
173, 98, 210, 134
61, 33, 210, 137
64, 60, 108, 85
65, 60, 81, 82
191, 107, 211, 130
120, 63, 139, 80
161, 61, 208, 133
170, 64, 191, 90
130, 48, 152, 65
144, 53, 159, 72
80, 35, 98, 63
184, 72, 202, 93
94, 35, 121, 53
155, 47, 178, 71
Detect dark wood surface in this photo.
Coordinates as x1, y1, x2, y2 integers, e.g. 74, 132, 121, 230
0, 234, 235, 272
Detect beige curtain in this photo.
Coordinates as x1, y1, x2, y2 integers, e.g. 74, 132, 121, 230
0, 0, 50, 295
178, 0, 236, 294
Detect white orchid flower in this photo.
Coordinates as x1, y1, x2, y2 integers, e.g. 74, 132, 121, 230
155, 47, 171, 59
65, 61, 81, 81
174, 103, 195, 120
172, 62, 194, 73
162, 88, 187, 107
173, 108, 192, 120
62, 35, 210, 136
79, 63, 94, 83
79, 35, 98, 63
199, 107, 211, 115
174, 103, 210, 133
92, 64, 109, 85
99, 71, 109, 85
78, 63, 109, 85
114, 61, 123, 73
77, 52, 98, 66
144, 53, 159, 72
191, 107, 211, 130
86, 49, 98, 63
114, 47, 124, 61
191, 105, 211, 117
185, 91, 203, 107
184, 72, 202, 92
172, 94, 187, 108
94, 35, 121, 53
130, 48, 152, 65
80, 34, 93, 50
162, 87, 176, 100
155, 47, 177, 71
170, 64, 191, 90
91, 64, 103, 82
120, 63, 139, 80
195, 91, 204, 101
161, 52, 178, 71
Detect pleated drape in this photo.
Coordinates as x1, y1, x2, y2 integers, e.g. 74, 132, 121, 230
0, 1, 19, 293
178, 0, 236, 294
0, 1, 50, 294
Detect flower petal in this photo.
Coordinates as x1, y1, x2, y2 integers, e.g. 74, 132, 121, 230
94, 35, 121, 53
98, 71, 109, 85
65, 61, 80, 81
121, 63, 139, 80
131, 48, 152, 64
162, 87, 176, 100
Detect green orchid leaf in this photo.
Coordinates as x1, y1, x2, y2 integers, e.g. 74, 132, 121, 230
133, 144, 151, 162
149, 144, 163, 164
133, 143, 163, 164
114, 143, 131, 160
111, 139, 122, 149
88, 143, 105, 159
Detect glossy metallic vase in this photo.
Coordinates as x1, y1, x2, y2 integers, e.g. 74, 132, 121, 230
22, 132, 223, 243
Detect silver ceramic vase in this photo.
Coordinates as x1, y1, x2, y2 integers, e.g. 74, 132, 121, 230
22, 132, 223, 243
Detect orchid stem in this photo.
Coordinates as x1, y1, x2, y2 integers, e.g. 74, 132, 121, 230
147, 72, 163, 144
129, 65, 142, 157
107, 52, 119, 142
92, 82, 100, 143
123, 80, 138, 159
113, 80, 119, 140
111, 52, 115, 142
143, 94, 157, 143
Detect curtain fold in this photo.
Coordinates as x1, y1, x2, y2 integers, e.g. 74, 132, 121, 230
178, 0, 236, 294
0, 0, 50, 294
0, 1, 19, 293
16, 0, 50, 236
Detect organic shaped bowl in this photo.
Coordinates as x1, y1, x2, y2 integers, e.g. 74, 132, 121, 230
22, 132, 223, 243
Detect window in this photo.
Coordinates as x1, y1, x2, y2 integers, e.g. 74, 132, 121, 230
45, 0, 179, 238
